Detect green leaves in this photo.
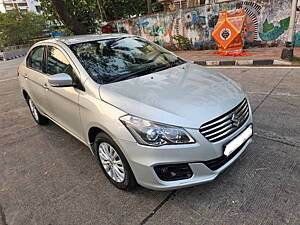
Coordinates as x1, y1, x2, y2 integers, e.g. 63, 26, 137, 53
102, 0, 148, 20
38, 0, 154, 34
172, 35, 192, 50
0, 11, 47, 47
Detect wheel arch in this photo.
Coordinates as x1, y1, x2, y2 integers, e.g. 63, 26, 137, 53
22, 89, 29, 100
88, 126, 105, 147
87, 124, 130, 156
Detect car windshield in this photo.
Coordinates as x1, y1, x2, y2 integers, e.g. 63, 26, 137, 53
70, 36, 185, 84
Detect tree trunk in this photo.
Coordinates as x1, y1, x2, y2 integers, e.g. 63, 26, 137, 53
147, 0, 152, 14
96, 0, 107, 21
50, 0, 88, 34
110, 0, 118, 20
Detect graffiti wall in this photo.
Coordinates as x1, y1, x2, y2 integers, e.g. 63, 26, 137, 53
295, 9, 300, 47
113, 0, 297, 49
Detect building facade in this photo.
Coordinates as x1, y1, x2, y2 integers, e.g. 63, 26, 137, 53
0, 0, 41, 13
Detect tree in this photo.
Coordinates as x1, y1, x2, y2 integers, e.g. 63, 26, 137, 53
51, 0, 88, 34
40, 0, 99, 35
39, 0, 156, 34
96, 0, 107, 21
0, 11, 47, 47
147, 0, 153, 14
101, 0, 148, 20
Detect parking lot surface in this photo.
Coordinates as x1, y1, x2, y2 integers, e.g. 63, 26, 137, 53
0, 58, 299, 225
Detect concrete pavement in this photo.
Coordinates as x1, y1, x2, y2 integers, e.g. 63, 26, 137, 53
0, 58, 299, 225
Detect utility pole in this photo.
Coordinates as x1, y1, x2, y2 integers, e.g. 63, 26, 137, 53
147, 0, 152, 14
281, 0, 298, 61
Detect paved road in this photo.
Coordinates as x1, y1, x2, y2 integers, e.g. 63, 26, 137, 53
0, 58, 299, 225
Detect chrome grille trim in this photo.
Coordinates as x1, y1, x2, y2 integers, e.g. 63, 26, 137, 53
205, 123, 233, 138
200, 114, 231, 130
209, 128, 237, 142
199, 99, 249, 143
236, 103, 248, 117
201, 120, 232, 135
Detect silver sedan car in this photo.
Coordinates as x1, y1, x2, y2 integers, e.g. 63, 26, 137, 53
18, 34, 253, 191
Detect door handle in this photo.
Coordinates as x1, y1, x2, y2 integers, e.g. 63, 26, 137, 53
42, 83, 49, 90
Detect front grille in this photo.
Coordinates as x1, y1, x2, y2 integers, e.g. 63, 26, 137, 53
199, 99, 249, 143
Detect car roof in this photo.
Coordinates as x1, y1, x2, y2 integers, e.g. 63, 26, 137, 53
38, 33, 136, 46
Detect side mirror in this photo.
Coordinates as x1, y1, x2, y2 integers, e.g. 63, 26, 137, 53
48, 73, 73, 87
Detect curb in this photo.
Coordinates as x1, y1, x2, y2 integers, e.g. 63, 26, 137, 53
0, 48, 29, 61
194, 59, 292, 66
1, 53, 27, 61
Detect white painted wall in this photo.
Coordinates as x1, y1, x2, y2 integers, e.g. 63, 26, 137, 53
0, 0, 6, 13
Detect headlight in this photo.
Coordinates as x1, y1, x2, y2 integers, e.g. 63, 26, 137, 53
120, 115, 195, 147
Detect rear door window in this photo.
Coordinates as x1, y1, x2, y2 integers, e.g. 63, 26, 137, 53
27, 46, 45, 72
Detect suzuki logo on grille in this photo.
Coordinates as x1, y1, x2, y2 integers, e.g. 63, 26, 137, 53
231, 113, 241, 127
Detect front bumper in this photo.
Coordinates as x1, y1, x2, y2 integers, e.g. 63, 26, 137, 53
116, 115, 253, 191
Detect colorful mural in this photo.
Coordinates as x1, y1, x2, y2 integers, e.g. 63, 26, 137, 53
259, 17, 290, 41
295, 31, 300, 46
257, 0, 291, 42
113, 0, 298, 50
236, 1, 262, 43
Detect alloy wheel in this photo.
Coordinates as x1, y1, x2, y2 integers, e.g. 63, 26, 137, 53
28, 98, 39, 122
98, 142, 125, 183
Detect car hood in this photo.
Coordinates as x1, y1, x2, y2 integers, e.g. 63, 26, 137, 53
99, 63, 245, 128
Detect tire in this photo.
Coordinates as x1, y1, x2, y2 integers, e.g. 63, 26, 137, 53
93, 132, 137, 191
26, 96, 49, 125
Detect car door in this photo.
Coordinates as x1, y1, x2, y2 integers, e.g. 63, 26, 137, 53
24, 46, 51, 115
45, 45, 84, 139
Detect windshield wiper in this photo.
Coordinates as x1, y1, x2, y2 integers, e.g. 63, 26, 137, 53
108, 64, 172, 83
169, 58, 185, 67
